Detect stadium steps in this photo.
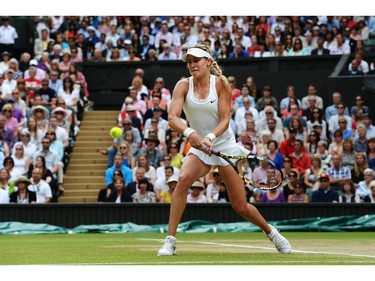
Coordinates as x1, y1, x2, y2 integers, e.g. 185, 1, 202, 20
58, 110, 118, 203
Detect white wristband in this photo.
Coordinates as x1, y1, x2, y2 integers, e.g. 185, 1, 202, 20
183, 127, 196, 138
205, 133, 216, 142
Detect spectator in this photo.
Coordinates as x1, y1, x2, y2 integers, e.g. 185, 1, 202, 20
339, 179, 361, 203
144, 107, 168, 132
12, 129, 35, 161
132, 153, 157, 185
330, 33, 350, 54
9, 176, 36, 203
0, 16, 18, 55
106, 177, 132, 203
28, 155, 53, 186
35, 79, 57, 108
235, 96, 259, 132
229, 43, 250, 58
266, 140, 284, 170
128, 86, 147, 116
346, 58, 364, 76
160, 175, 178, 203
348, 52, 369, 74
28, 168, 53, 203
8, 58, 23, 80
33, 135, 59, 176
132, 177, 156, 203
253, 41, 270, 57
354, 123, 367, 153
26, 116, 44, 147
350, 95, 369, 124
11, 143, 31, 177
311, 36, 330, 55
50, 109, 70, 145
30, 104, 49, 132
168, 143, 183, 169
117, 140, 132, 168
287, 182, 309, 203
305, 131, 320, 155
316, 140, 331, 171
234, 84, 256, 111
1, 104, 19, 136
205, 168, 222, 203
356, 168, 374, 202
158, 43, 177, 61
57, 77, 80, 118
264, 118, 285, 147
126, 166, 154, 194
48, 71, 63, 94
255, 85, 278, 112
303, 154, 325, 192
62, 63, 90, 97
149, 76, 171, 105
328, 102, 352, 137
287, 38, 310, 56
3, 155, 21, 182
0, 115, 15, 154
324, 92, 349, 122
341, 138, 355, 170
366, 137, 375, 170
306, 108, 327, 141
351, 152, 368, 184
105, 153, 132, 187
154, 165, 175, 202
328, 130, 344, 156
279, 85, 301, 116
361, 115, 375, 140
165, 128, 186, 156
186, 181, 207, 203
260, 178, 286, 203
363, 180, 375, 203
301, 84, 323, 111
326, 154, 352, 190
311, 173, 339, 203
256, 105, 283, 134
289, 139, 311, 175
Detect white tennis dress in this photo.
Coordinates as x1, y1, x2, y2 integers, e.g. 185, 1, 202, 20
183, 75, 249, 166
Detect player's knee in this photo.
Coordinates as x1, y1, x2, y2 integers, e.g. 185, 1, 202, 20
232, 202, 249, 216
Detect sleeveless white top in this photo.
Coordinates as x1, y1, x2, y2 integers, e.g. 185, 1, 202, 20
183, 75, 249, 166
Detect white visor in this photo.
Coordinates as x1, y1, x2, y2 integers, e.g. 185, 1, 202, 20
182, 48, 212, 62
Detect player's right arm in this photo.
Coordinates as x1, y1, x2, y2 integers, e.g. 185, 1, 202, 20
168, 78, 189, 133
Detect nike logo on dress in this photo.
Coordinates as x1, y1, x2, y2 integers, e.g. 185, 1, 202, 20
210, 99, 216, 103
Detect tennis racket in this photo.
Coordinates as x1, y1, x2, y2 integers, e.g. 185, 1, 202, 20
210, 148, 284, 191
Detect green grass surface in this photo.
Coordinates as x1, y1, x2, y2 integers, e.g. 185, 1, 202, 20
1, 232, 375, 265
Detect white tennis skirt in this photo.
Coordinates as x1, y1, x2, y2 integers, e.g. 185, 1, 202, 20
184, 143, 250, 166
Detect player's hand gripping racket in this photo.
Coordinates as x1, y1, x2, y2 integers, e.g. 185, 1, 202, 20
210, 148, 284, 191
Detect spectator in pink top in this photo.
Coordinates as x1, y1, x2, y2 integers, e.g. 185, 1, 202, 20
186, 181, 207, 203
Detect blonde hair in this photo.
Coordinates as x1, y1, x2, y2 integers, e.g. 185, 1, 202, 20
191, 43, 230, 91
119, 140, 131, 159
354, 152, 368, 178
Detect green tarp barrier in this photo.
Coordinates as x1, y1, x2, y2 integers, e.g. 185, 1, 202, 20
1, 215, 374, 235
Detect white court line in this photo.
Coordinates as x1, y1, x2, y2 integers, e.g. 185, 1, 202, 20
137, 238, 375, 259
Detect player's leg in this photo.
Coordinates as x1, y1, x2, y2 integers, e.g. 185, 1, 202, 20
219, 165, 291, 254
219, 164, 270, 231
168, 153, 211, 235
158, 154, 211, 256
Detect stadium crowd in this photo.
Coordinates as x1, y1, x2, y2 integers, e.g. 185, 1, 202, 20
0, 15, 375, 204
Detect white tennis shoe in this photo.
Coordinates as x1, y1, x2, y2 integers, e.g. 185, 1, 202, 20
157, 235, 176, 256
266, 225, 291, 254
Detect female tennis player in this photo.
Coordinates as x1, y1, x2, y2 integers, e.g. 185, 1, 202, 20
158, 43, 291, 256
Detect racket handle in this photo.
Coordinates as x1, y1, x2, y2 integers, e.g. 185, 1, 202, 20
211, 149, 220, 156
201, 144, 220, 156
